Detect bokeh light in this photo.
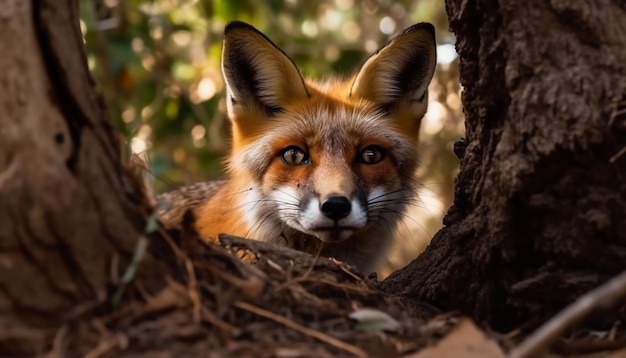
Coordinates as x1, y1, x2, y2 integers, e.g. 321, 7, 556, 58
80, 0, 463, 276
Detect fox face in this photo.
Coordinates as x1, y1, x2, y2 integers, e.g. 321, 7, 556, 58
195, 21, 436, 273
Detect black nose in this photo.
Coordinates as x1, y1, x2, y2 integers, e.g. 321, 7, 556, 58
320, 196, 351, 220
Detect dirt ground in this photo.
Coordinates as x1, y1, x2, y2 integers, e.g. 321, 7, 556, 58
33, 232, 623, 358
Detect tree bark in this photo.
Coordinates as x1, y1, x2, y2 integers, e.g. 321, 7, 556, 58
382, 0, 626, 331
0, 1, 169, 354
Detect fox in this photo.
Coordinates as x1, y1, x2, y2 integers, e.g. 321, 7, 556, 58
157, 21, 437, 274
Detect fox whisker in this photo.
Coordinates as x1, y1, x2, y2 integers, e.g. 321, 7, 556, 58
158, 20, 437, 274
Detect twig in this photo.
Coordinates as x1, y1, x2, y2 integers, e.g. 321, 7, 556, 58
509, 269, 626, 358
608, 100, 626, 162
111, 235, 149, 307
335, 260, 365, 283
201, 306, 240, 335
273, 244, 323, 293
234, 300, 367, 358
0, 157, 18, 189
185, 258, 201, 323
552, 335, 626, 355
46, 324, 69, 358
609, 146, 626, 163
83, 334, 128, 358
157, 224, 187, 261
303, 243, 323, 279
607, 100, 626, 128
289, 277, 374, 295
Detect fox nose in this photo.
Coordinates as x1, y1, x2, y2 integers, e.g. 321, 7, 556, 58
320, 195, 351, 220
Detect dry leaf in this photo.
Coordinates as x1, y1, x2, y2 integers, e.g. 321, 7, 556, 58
406, 318, 504, 358
349, 308, 401, 333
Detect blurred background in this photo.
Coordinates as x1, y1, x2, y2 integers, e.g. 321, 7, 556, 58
79, 0, 464, 276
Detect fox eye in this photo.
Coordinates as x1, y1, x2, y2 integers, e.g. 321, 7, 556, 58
280, 146, 308, 165
359, 145, 385, 164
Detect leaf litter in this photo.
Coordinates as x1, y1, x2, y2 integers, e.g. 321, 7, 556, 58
49, 230, 626, 358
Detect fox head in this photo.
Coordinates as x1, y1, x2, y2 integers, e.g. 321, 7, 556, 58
220, 21, 436, 249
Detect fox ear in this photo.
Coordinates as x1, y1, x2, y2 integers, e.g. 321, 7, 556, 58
350, 23, 437, 117
221, 21, 309, 116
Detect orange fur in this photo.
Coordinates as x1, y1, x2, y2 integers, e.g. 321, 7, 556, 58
191, 21, 437, 273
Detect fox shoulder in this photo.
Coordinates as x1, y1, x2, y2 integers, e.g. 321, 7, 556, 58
156, 180, 226, 230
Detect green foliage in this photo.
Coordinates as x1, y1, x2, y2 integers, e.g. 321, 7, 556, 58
79, 0, 455, 194
80, 0, 464, 272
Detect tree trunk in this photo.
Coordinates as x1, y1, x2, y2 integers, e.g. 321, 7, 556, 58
0, 1, 170, 354
382, 0, 626, 331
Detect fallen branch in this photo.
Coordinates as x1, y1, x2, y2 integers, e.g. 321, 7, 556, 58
234, 300, 367, 358
509, 269, 626, 358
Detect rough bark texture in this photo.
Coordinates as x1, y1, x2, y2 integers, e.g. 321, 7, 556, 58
0, 1, 169, 354
382, 0, 626, 331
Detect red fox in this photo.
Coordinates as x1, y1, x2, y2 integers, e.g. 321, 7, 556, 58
158, 21, 437, 274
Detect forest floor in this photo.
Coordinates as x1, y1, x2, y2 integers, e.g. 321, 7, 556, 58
57, 234, 626, 358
